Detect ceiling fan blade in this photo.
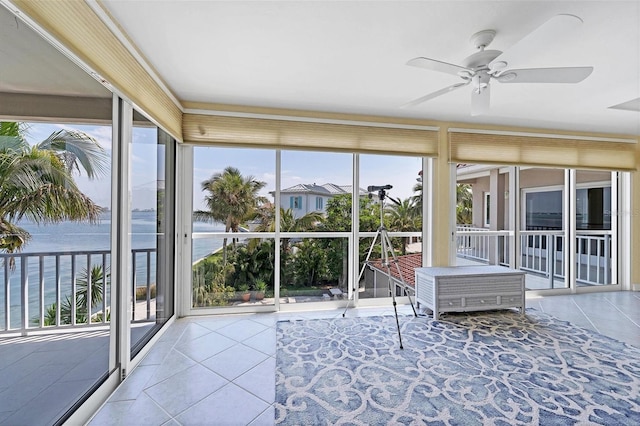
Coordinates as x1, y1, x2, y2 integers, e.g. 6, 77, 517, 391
489, 14, 584, 71
471, 85, 490, 116
497, 66, 593, 83
407, 57, 470, 76
402, 81, 470, 108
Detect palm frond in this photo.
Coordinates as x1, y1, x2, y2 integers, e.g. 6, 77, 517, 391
0, 219, 30, 258
36, 129, 108, 179
0, 122, 29, 141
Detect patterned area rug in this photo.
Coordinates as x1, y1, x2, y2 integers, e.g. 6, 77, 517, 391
275, 310, 640, 425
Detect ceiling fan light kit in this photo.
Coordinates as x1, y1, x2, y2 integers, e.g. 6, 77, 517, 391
405, 14, 594, 116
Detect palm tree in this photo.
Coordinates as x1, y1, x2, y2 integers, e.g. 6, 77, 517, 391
456, 183, 473, 224
0, 122, 108, 255
43, 264, 109, 325
411, 180, 474, 225
194, 167, 267, 263
387, 197, 419, 255
254, 206, 322, 251
411, 181, 423, 217
252, 205, 323, 288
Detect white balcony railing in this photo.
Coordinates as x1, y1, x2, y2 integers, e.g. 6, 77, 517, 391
456, 227, 613, 287
456, 227, 510, 266
0, 248, 156, 336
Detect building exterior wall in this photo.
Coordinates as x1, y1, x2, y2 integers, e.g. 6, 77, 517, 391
280, 193, 329, 218
471, 176, 489, 227
519, 168, 564, 189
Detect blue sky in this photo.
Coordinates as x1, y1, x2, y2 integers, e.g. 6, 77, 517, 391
23, 122, 423, 211
193, 147, 423, 210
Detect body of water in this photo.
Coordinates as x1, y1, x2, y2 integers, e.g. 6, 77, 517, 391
0, 211, 223, 328
13, 211, 222, 257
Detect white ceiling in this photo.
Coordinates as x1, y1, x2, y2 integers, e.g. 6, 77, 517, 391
2, 1, 639, 136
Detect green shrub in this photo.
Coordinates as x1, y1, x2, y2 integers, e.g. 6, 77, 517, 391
135, 284, 156, 300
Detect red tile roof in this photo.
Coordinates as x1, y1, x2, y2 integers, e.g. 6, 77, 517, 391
368, 253, 422, 287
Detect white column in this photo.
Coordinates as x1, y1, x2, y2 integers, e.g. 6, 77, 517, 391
619, 172, 633, 290
176, 144, 193, 317
508, 166, 520, 270
610, 171, 619, 287
422, 157, 431, 267
274, 150, 281, 310
565, 169, 577, 292
428, 128, 453, 267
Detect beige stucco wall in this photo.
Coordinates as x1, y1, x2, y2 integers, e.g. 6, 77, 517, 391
519, 168, 565, 189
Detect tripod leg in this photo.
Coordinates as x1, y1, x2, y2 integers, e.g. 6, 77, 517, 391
381, 231, 418, 317
343, 228, 381, 317
386, 264, 404, 350
378, 230, 404, 349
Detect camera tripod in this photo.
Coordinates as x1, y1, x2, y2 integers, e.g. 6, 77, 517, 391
342, 185, 417, 349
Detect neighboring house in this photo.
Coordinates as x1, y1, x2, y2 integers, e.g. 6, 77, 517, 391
274, 183, 367, 218
456, 164, 615, 287
456, 164, 612, 232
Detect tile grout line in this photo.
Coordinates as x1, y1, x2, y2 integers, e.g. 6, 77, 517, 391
603, 297, 640, 329
570, 298, 601, 334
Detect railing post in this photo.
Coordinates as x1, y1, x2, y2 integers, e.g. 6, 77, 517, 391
71, 254, 76, 326
604, 234, 610, 285
102, 253, 108, 323
21, 257, 28, 334
547, 235, 554, 289
87, 255, 92, 324
146, 250, 151, 320
575, 236, 582, 283
132, 252, 137, 321
4, 260, 10, 330
39, 256, 45, 328
55, 255, 61, 326
587, 237, 593, 283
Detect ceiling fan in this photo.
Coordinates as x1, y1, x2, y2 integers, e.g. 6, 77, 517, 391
404, 14, 594, 116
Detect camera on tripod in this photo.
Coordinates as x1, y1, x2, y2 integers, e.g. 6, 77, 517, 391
367, 184, 392, 192
367, 184, 393, 200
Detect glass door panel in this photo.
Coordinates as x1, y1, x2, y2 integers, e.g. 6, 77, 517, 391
191, 146, 275, 310
280, 151, 352, 306
0, 120, 113, 423
575, 170, 616, 287
358, 154, 422, 301
520, 168, 566, 290
130, 117, 175, 357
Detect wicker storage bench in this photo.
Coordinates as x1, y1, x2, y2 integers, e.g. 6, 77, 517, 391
415, 265, 525, 320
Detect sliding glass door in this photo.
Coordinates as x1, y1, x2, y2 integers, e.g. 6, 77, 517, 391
190, 146, 276, 312
129, 111, 176, 358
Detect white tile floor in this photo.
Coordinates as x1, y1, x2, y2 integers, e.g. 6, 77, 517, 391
88, 292, 640, 426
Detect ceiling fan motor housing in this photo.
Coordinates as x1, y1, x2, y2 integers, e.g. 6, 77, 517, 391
462, 49, 503, 70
